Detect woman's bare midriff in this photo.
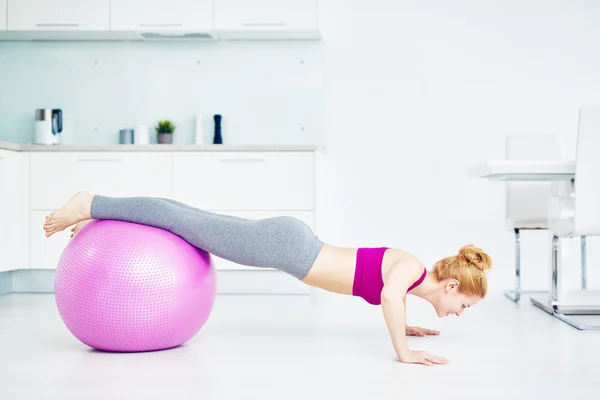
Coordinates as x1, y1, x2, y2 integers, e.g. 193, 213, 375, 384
302, 244, 414, 294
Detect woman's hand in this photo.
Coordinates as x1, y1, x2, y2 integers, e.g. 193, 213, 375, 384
399, 350, 450, 366
405, 325, 440, 336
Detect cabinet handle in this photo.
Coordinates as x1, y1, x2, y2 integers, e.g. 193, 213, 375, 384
139, 23, 184, 27
77, 158, 123, 163
219, 158, 265, 163
36, 23, 80, 28
242, 22, 288, 27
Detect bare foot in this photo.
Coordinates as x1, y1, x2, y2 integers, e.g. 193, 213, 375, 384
70, 219, 94, 238
44, 192, 95, 238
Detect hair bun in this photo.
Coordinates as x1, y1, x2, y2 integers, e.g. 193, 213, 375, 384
458, 244, 492, 272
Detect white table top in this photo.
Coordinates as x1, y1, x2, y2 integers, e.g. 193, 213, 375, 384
467, 160, 575, 181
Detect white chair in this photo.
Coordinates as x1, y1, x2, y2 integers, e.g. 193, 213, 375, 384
545, 104, 600, 330
504, 134, 587, 302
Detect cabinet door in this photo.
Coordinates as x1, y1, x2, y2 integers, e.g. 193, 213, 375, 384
215, 0, 318, 32
0, 0, 6, 31
110, 0, 213, 31
0, 151, 10, 272
30, 152, 172, 210
0, 151, 29, 272
173, 152, 314, 211
7, 0, 110, 30
30, 211, 70, 270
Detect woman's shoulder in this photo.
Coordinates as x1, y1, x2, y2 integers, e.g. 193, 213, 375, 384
385, 248, 424, 267
382, 248, 425, 282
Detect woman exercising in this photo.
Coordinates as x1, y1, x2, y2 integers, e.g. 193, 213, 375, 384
43, 191, 492, 367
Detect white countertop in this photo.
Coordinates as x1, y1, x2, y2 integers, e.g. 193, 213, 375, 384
0, 141, 318, 152
467, 159, 575, 181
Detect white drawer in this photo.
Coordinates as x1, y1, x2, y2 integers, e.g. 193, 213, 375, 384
110, 0, 213, 31
7, 0, 110, 31
203, 210, 315, 271
214, 0, 318, 31
173, 152, 314, 210
30, 152, 172, 210
30, 211, 71, 270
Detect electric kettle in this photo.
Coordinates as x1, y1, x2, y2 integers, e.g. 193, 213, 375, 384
34, 109, 62, 145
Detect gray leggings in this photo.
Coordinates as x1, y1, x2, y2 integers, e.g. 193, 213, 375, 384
90, 195, 324, 280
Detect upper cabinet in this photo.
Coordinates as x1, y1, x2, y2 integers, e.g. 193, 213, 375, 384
110, 0, 213, 32
214, 0, 320, 39
0, 0, 320, 40
7, 0, 109, 30
0, 0, 6, 30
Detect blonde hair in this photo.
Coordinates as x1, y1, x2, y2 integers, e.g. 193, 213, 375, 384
432, 244, 492, 297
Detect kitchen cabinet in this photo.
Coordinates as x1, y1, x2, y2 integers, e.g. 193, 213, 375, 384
110, 0, 213, 31
29, 151, 171, 269
172, 152, 314, 211
214, 0, 319, 39
0, 0, 6, 31
0, 151, 11, 272
7, 0, 110, 30
0, 150, 29, 272
0, 144, 316, 295
30, 152, 172, 210
1, 0, 321, 40
30, 211, 70, 270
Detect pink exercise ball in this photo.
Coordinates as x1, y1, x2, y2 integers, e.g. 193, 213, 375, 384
54, 220, 216, 352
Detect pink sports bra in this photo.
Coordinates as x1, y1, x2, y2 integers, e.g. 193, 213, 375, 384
352, 247, 427, 306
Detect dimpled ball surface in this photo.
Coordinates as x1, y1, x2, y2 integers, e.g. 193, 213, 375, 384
54, 220, 216, 352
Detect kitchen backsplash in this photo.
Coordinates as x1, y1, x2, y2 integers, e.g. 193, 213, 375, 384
0, 40, 325, 145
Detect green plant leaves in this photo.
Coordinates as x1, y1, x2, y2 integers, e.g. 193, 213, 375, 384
155, 120, 176, 134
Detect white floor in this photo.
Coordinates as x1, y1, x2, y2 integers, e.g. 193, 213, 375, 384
1, 290, 600, 400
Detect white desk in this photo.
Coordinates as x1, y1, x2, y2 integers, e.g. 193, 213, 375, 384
468, 159, 600, 325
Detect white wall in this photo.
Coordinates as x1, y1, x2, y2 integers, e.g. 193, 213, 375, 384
0, 41, 324, 145
315, 0, 600, 310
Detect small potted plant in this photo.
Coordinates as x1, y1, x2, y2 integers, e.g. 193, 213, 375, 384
155, 120, 176, 144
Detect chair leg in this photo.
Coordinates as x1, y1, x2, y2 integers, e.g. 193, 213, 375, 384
550, 234, 560, 309
581, 236, 587, 290
550, 234, 600, 330
504, 228, 521, 302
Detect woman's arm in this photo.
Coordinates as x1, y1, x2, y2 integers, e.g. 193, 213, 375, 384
381, 258, 449, 366
381, 259, 420, 360
381, 281, 410, 360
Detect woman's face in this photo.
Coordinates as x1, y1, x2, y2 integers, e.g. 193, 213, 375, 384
433, 280, 481, 318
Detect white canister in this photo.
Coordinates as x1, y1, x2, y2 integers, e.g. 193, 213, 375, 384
194, 114, 204, 145
134, 125, 150, 144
